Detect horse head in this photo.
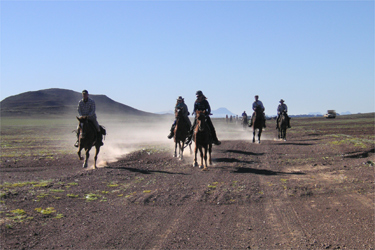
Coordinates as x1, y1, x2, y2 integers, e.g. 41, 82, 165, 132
175, 107, 184, 119
196, 110, 207, 131
77, 116, 89, 139
255, 106, 263, 115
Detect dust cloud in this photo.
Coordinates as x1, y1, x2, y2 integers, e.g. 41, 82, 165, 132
83, 116, 276, 166
97, 115, 175, 164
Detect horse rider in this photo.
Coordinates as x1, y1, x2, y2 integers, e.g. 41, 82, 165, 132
249, 95, 266, 128
276, 99, 291, 129
167, 96, 192, 139
74, 90, 103, 147
242, 111, 248, 119
185, 90, 221, 145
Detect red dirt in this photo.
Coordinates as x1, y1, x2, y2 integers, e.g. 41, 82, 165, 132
1, 114, 374, 249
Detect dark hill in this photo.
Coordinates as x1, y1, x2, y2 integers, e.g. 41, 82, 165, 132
0, 88, 156, 117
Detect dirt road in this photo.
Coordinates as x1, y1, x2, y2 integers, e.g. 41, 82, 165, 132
1, 114, 374, 249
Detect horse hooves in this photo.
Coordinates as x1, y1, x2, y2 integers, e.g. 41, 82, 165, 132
202, 167, 208, 171
199, 165, 204, 169
79, 157, 84, 161
193, 162, 198, 167
82, 164, 87, 168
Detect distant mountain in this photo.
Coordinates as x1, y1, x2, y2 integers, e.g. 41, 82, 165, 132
0, 88, 156, 117
156, 110, 174, 115
308, 112, 323, 116
211, 107, 237, 118
340, 111, 351, 115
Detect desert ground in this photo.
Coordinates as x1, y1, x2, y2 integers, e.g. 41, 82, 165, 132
1, 113, 374, 249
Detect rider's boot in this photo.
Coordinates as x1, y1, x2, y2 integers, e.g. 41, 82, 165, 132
167, 125, 175, 139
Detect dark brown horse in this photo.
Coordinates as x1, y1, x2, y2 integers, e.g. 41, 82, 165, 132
242, 114, 248, 130
251, 107, 264, 143
277, 111, 288, 141
76, 116, 103, 169
193, 110, 212, 170
173, 108, 191, 160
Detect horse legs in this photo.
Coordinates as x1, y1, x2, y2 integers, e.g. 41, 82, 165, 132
201, 146, 208, 170
258, 128, 262, 143
179, 141, 184, 160
193, 144, 199, 167
93, 146, 100, 169
198, 147, 204, 169
253, 128, 255, 143
173, 141, 178, 158
83, 148, 90, 168
77, 146, 84, 161
208, 144, 212, 166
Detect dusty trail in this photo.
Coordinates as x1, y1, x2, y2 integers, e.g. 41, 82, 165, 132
1, 117, 374, 249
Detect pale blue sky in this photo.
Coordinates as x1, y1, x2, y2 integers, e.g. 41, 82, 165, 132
1, 0, 374, 116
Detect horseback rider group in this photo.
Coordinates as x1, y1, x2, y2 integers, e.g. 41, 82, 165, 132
168, 90, 221, 146
246, 95, 291, 129
74, 89, 290, 148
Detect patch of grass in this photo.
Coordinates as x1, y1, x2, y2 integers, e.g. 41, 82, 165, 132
107, 183, 119, 187
35, 207, 56, 215
67, 194, 79, 198
50, 189, 65, 192
85, 193, 100, 201
10, 209, 26, 215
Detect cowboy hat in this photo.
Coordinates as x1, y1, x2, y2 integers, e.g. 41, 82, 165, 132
177, 96, 184, 101
280, 99, 285, 103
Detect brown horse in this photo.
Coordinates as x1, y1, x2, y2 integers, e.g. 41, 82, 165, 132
193, 110, 212, 170
251, 107, 264, 143
76, 116, 104, 169
277, 111, 288, 141
173, 108, 191, 160
242, 114, 248, 130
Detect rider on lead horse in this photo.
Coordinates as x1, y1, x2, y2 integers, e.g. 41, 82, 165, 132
276, 99, 291, 129
167, 96, 192, 139
249, 95, 266, 128
185, 90, 221, 146
74, 90, 103, 147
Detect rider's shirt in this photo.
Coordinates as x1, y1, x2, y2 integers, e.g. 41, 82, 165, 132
175, 102, 189, 117
242, 112, 247, 117
193, 99, 211, 116
252, 100, 264, 111
78, 98, 96, 117
277, 103, 288, 114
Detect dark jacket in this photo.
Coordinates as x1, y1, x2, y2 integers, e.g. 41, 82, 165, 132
193, 99, 211, 116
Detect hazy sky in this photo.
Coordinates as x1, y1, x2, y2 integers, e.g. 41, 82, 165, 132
1, 0, 374, 116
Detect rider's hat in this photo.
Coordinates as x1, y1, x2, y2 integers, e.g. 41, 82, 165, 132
82, 90, 89, 94
177, 96, 184, 101
196, 90, 203, 97
280, 99, 285, 103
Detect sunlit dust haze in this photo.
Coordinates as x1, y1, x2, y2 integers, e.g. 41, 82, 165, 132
81, 115, 275, 167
